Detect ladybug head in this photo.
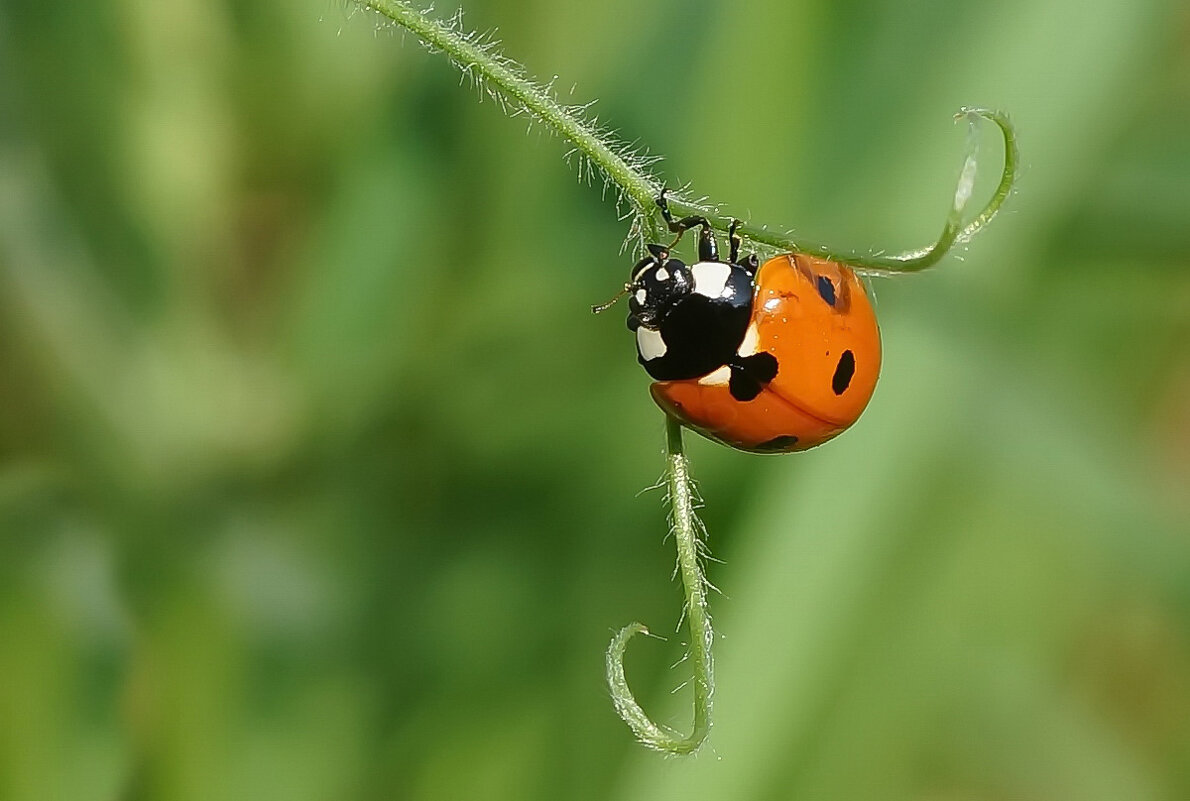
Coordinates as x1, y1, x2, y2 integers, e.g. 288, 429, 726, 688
626, 244, 692, 330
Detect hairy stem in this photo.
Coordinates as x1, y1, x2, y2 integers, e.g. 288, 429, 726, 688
359, 0, 664, 236
606, 417, 713, 754
357, 1, 1015, 266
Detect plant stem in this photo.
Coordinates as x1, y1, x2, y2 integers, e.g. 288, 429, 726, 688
359, 0, 663, 233
668, 108, 1019, 273
358, 2, 1016, 267
606, 417, 713, 754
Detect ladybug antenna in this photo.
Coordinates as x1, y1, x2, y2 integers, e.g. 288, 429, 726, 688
591, 283, 631, 315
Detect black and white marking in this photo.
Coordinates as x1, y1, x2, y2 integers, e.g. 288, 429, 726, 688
691, 261, 732, 299
628, 252, 778, 399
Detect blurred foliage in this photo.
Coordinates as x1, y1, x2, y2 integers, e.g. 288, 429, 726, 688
0, 0, 1188, 799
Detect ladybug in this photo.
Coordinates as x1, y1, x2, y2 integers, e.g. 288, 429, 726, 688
622, 193, 881, 453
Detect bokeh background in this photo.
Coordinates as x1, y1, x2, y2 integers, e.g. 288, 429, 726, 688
2, 0, 1189, 798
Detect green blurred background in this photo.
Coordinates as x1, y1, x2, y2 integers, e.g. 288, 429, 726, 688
2, 0, 1189, 798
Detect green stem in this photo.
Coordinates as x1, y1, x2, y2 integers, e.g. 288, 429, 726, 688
606, 417, 713, 754
668, 108, 1019, 273
357, 2, 1015, 268
360, 0, 663, 232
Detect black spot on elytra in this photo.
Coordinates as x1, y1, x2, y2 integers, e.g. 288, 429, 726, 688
728, 352, 779, 402
755, 435, 799, 452
832, 350, 855, 395
816, 275, 836, 306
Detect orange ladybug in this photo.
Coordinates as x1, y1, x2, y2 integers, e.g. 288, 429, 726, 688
625, 195, 881, 453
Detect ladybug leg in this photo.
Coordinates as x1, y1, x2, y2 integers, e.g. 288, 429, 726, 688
728, 219, 742, 263
693, 225, 719, 262
728, 219, 759, 275
656, 190, 720, 262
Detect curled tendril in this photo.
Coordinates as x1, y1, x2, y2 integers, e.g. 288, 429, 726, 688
606, 417, 713, 754
661, 107, 1019, 274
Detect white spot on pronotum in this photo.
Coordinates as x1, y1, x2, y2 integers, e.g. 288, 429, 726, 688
691, 261, 730, 299
636, 327, 667, 361
635, 289, 646, 305
698, 365, 731, 386
737, 323, 760, 357
763, 297, 781, 312
655, 267, 669, 281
